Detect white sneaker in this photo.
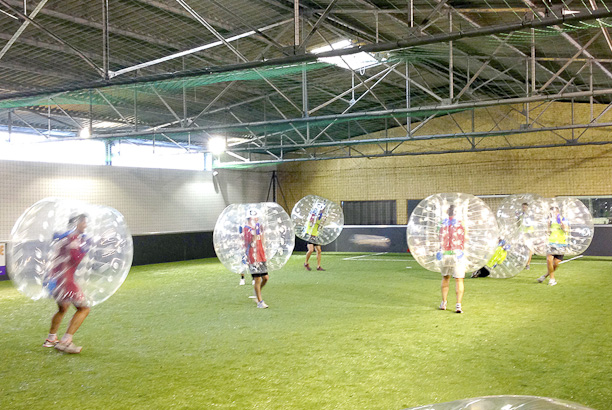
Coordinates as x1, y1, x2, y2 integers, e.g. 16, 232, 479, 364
257, 300, 268, 309
239, 278, 245, 286
455, 303, 463, 314
438, 301, 447, 310
537, 275, 547, 283
548, 279, 557, 286
55, 341, 82, 354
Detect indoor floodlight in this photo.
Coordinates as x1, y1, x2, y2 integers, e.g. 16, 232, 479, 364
209, 137, 226, 155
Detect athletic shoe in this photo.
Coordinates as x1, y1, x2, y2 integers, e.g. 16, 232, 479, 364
317, 267, 325, 271
439, 301, 447, 310
548, 279, 557, 286
239, 278, 245, 286
42, 338, 58, 348
304, 263, 311, 271
455, 303, 463, 314
537, 275, 547, 283
257, 300, 268, 309
524, 264, 530, 270
55, 342, 82, 354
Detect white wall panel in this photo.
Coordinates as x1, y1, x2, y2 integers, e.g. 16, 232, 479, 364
0, 160, 273, 240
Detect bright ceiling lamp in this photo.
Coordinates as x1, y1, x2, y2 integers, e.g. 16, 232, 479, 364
311, 39, 380, 71
79, 128, 91, 138
208, 137, 226, 155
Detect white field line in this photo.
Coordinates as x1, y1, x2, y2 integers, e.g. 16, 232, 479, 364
343, 252, 388, 260
560, 255, 584, 264
343, 252, 416, 262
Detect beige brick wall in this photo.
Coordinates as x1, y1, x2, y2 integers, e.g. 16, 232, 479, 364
277, 102, 612, 224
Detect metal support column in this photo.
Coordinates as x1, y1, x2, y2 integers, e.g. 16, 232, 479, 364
294, 0, 300, 52
182, 57, 187, 127
7, 110, 12, 141
105, 140, 113, 165
590, 59, 594, 121
134, 87, 138, 131
531, 28, 536, 94
406, 62, 411, 137
102, 0, 109, 80
89, 90, 93, 136
449, 11, 453, 100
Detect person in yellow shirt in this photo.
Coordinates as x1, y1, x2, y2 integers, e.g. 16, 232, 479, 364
304, 202, 326, 271
538, 206, 568, 286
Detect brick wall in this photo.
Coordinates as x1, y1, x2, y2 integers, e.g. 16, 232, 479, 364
277, 102, 612, 224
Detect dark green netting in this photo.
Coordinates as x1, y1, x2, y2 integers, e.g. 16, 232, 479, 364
0, 61, 332, 109
224, 109, 464, 133
496, 20, 612, 43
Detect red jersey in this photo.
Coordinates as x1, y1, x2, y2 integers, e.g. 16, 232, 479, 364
49, 232, 88, 304
439, 218, 465, 253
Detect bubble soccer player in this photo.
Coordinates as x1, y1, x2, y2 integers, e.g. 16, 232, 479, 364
239, 208, 269, 308
304, 201, 326, 271
537, 206, 568, 286
9, 198, 133, 354
43, 214, 91, 353
291, 195, 344, 272
214, 203, 294, 309
437, 204, 467, 313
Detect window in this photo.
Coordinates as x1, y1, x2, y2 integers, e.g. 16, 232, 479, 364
342, 200, 396, 225
0, 130, 106, 165
110, 142, 205, 171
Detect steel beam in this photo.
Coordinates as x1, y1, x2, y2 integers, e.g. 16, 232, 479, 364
4, 7, 612, 101
300, 0, 339, 50
100, 87, 612, 139
219, 121, 612, 153
0, 0, 48, 61
177, 0, 301, 113
1, 0, 183, 49
214, 139, 612, 167
522, 0, 612, 82
0, 0, 106, 78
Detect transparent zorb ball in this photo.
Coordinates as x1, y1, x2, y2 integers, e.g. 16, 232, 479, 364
213, 202, 295, 274
291, 195, 344, 246
484, 237, 531, 278
533, 197, 594, 256
497, 194, 549, 253
407, 193, 499, 274
8, 198, 133, 306
403, 395, 594, 410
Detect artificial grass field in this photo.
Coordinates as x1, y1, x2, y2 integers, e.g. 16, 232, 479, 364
0, 252, 611, 410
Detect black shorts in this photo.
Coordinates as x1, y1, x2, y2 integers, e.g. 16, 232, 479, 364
307, 242, 320, 247
551, 254, 564, 261
251, 273, 268, 278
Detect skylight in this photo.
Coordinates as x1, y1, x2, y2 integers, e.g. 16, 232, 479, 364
311, 40, 380, 71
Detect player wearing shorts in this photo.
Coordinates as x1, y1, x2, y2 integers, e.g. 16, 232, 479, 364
437, 205, 466, 313
43, 214, 91, 354
304, 202, 325, 271
241, 210, 269, 308
538, 206, 568, 286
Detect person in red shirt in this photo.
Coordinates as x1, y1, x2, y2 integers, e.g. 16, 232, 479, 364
240, 209, 269, 308
42, 214, 91, 353
436, 205, 467, 313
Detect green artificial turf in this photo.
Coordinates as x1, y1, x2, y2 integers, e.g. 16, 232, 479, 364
0, 253, 611, 410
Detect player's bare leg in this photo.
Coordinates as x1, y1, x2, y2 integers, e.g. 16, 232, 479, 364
305, 244, 314, 270
440, 276, 450, 310
316, 246, 323, 270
